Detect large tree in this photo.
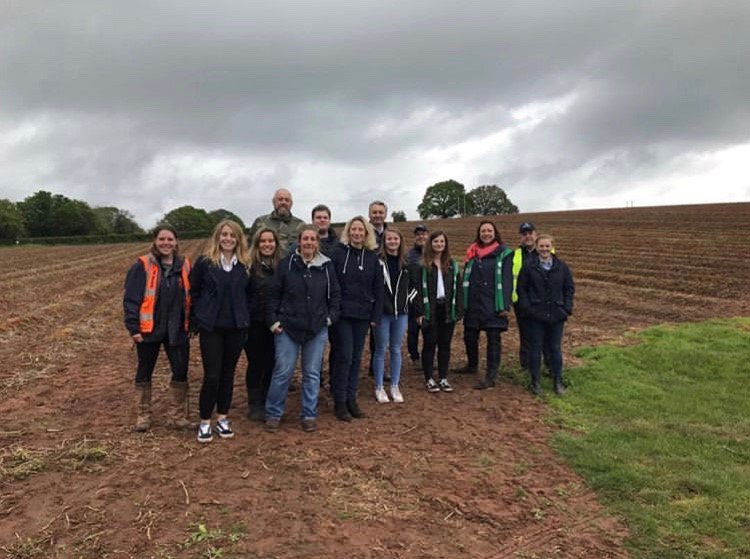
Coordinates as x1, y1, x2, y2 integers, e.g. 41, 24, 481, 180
467, 185, 519, 216
162, 205, 215, 233
93, 206, 144, 234
417, 179, 473, 219
391, 210, 406, 223
209, 209, 245, 229
19, 191, 102, 237
0, 199, 26, 240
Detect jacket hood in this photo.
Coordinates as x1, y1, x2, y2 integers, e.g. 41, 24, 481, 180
290, 250, 331, 270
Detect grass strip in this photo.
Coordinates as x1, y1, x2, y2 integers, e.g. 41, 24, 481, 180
549, 318, 750, 558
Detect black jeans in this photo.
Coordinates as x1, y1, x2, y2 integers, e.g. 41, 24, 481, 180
406, 312, 421, 360
421, 304, 455, 381
463, 327, 502, 381
515, 304, 551, 370
244, 321, 275, 407
198, 327, 247, 419
135, 338, 189, 384
333, 317, 370, 402
528, 320, 564, 384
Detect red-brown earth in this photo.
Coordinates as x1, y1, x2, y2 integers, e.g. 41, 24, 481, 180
1, 203, 748, 558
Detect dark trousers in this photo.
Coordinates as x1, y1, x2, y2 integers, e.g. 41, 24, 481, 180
198, 327, 247, 419
406, 312, 421, 360
515, 304, 551, 370
135, 338, 189, 384
333, 317, 370, 402
244, 321, 275, 408
528, 320, 564, 385
326, 326, 336, 392
463, 327, 502, 381
421, 304, 455, 381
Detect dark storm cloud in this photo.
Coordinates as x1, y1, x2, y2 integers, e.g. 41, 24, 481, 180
1, 0, 749, 223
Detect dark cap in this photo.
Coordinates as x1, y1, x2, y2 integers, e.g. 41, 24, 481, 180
414, 224, 428, 233
518, 222, 535, 233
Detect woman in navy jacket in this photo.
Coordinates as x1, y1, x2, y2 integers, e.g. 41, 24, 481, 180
459, 220, 514, 390
373, 227, 417, 404
123, 224, 191, 432
517, 234, 575, 395
244, 228, 281, 421
190, 219, 253, 443
330, 216, 383, 421
264, 225, 341, 432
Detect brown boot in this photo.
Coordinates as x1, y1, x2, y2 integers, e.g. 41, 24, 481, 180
134, 383, 152, 432
168, 381, 192, 429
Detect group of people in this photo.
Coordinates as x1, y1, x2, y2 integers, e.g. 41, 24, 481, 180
123, 188, 575, 441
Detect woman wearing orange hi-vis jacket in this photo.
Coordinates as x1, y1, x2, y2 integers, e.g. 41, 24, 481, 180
123, 224, 193, 432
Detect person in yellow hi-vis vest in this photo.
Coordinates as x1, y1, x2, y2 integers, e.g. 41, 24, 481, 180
123, 225, 192, 432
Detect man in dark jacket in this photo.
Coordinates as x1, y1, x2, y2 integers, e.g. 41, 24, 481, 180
312, 204, 340, 256
406, 224, 428, 366
512, 222, 540, 370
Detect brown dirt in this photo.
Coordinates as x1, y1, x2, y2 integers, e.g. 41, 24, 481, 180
1, 202, 748, 558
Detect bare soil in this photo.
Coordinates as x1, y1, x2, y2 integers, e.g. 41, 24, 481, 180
1, 203, 748, 558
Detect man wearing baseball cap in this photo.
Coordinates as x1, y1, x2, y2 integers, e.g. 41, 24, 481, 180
406, 224, 429, 366
511, 222, 539, 370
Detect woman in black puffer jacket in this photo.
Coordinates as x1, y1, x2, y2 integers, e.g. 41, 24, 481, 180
517, 233, 575, 396
244, 228, 281, 421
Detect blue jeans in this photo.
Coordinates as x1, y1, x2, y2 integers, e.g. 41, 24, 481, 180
373, 314, 408, 388
529, 320, 564, 383
333, 317, 370, 402
265, 329, 328, 421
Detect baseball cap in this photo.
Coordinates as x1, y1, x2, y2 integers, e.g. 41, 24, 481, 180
414, 224, 428, 233
518, 222, 535, 233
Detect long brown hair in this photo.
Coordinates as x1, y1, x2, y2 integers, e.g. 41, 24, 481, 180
379, 226, 406, 267
203, 219, 250, 267
422, 230, 452, 273
249, 227, 281, 275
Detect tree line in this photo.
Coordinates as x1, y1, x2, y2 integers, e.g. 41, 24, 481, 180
1, 181, 517, 242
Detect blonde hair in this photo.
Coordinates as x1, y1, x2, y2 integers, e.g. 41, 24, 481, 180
379, 226, 406, 267
340, 216, 377, 251
535, 233, 554, 246
204, 220, 250, 267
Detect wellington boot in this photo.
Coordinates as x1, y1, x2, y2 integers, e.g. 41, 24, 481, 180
553, 379, 566, 395
168, 381, 192, 429
134, 383, 152, 432
334, 400, 352, 422
347, 399, 366, 419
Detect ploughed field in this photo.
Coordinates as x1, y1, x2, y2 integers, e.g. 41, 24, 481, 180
0, 203, 747, 558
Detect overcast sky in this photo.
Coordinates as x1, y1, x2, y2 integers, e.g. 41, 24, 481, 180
2, 0, 749, 227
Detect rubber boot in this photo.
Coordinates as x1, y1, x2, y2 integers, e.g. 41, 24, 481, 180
168, 381, 192, 429
347, 398, 366, 419
334, 400, 352, 422
134, 382, 152, 432
553, 378, 566, 395
530, 369, 543, 395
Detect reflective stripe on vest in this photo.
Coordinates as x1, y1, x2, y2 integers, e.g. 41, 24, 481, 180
138, 255, 192, 333
421, 260, 458, 322
512, 248, 523, 303
464, 248, 513, 311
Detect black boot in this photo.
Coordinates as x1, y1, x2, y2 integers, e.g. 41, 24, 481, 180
347, 399, 366, 419
247, 388, 265, 421
335, 400, 352, 422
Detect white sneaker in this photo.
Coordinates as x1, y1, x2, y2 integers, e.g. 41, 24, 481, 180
374, 386, 390, 404
390, 385, 404, 403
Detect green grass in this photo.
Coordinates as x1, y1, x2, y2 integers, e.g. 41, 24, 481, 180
550, 318, 750, 558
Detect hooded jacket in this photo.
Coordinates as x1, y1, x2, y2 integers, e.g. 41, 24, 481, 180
517, 256, 575, 324
268, 251, 341, 343
463, 243, 514, 331
379, 256, 418, 317
331, 244, 384, 323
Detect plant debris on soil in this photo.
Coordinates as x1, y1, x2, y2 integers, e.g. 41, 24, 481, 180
1, 203, 748, 558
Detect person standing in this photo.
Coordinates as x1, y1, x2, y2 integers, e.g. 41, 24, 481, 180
373, 227, 416, 404
123, 225, 192, 432
511, 222, 539, 370
264, 226, 341, 432
459, 221, 514, 390
247, 188, 304, 255
331, 216, 383, 421
312, 204, 340, 256
517, 234, 575, 395
411, 231, 463, 393
368, 200, 388, 250
190, 220, 253, 443
244, 228, 281, 421
406, 224, 428, 366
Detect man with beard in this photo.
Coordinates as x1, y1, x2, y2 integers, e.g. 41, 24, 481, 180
248, 188, 304, 255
